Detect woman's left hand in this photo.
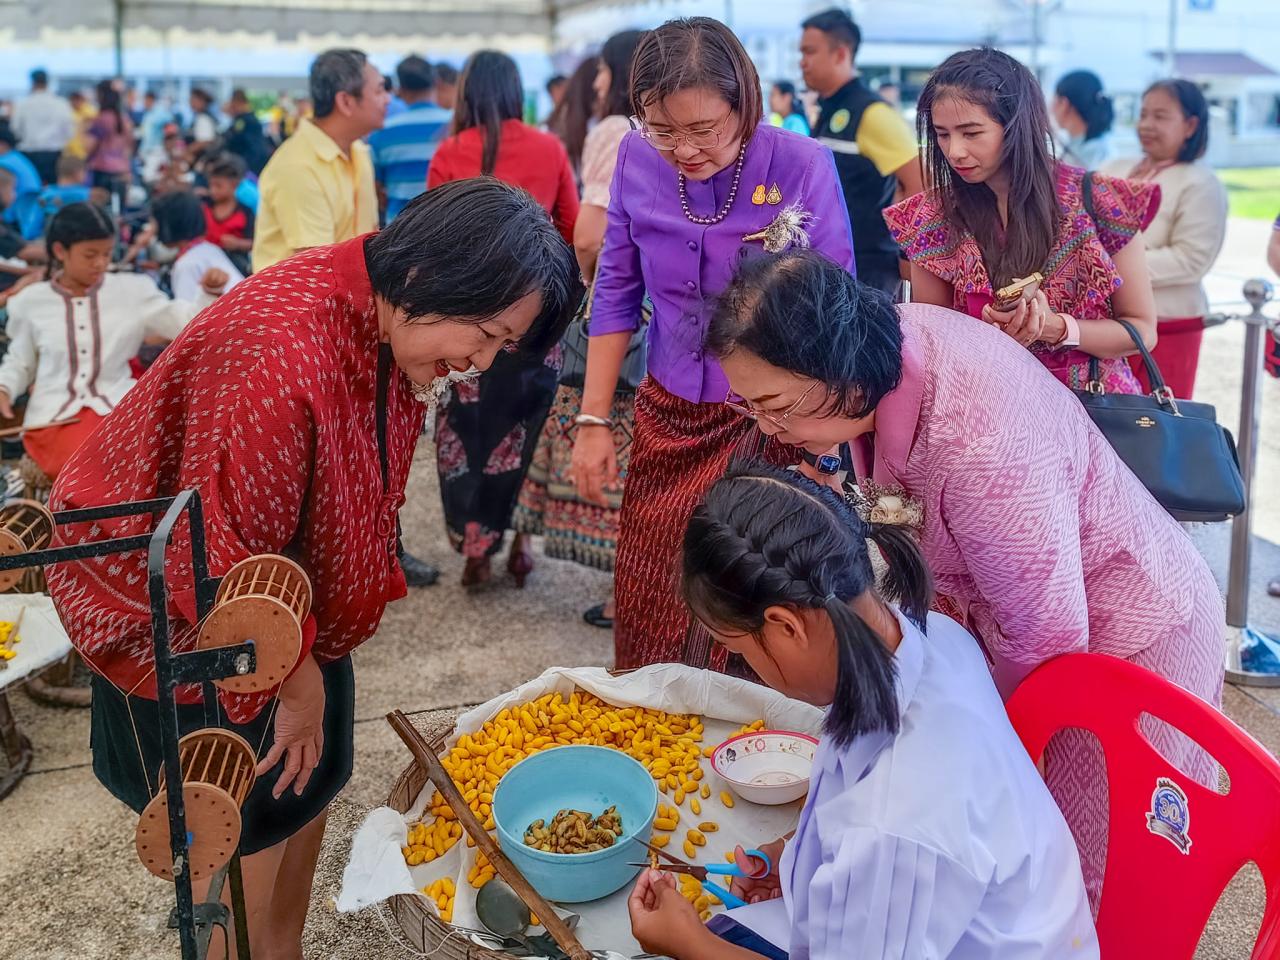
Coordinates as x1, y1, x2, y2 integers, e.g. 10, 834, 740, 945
982, 291, 1055, 348
256, 653, 326, 799
628, 869, 710, 959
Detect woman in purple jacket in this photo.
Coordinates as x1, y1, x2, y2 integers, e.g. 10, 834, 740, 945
569, 17, 854, 669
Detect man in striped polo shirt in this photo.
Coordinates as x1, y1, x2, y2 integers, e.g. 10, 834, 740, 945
370, 55, 452, 223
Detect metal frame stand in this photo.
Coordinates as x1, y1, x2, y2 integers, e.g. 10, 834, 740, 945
0, 490, 257, 959
1221, 279, 1280, 686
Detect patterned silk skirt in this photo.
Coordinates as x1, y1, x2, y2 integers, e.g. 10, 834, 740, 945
613, 377, 790, 669
435, 346, 561, 558
513, 384, 636, 572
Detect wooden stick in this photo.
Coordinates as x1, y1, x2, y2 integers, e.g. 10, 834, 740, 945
0, 417, 81, 439
386, 710, 592, 960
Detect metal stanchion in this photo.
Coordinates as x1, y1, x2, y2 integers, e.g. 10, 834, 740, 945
1223, 278, 1279, 686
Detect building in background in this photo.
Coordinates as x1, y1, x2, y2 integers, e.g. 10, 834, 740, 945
2, 0, 1277, 165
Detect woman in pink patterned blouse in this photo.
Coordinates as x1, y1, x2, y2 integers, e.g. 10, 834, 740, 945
884, 48, 1159, 394
709, 250, 1225, 913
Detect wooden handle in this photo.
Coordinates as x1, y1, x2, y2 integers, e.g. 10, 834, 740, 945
386, 710, 593, 960
0, 417, 81, 439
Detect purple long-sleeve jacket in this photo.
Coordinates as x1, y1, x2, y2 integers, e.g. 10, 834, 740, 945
590, 122, 855, 404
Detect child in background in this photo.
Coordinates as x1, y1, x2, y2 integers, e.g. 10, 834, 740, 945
37, 154, 91, 224
628, 462, 1097, 960
0, 203, 228, 478
202, 154, 255, 276
152, 190, 244, 303
0, 168, 44, 303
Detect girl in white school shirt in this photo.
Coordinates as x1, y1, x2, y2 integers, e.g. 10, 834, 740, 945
0, 202, 227, 478
628, 462, 1098, 960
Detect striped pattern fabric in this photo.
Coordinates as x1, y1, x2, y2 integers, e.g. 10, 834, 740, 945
368, 102, 452, 222
613, 377, 792, 669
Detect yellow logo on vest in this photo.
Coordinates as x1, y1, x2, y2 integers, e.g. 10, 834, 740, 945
766, 183, 783, 205
751, 184, 767, 205
829, 108, 851, 134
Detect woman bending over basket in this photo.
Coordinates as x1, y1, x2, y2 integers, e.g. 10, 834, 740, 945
46, 180, 579, 960
627, 461, 1097, 959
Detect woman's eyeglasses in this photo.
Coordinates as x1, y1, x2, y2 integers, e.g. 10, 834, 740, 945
724, 381, 820, 429
630, 112, 732, 152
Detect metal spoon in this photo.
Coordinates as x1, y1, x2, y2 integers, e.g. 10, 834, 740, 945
475, 879, 539, 954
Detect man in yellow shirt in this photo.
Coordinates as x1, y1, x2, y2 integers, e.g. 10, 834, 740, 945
252, 48, 388, 273
800, 8, 922, 295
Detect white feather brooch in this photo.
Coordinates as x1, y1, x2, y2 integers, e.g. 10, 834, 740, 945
742, 203, 815, 253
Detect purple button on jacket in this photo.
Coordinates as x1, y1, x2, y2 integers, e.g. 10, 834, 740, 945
590, 122, 856, 404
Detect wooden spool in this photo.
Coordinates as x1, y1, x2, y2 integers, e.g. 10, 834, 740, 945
135, 729, 256, 882
196, 555, 311, 693
0, 499, 54, 592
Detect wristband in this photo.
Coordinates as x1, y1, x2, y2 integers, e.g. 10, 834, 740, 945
1052, 312, 1080, 351
799, 449, 843, 476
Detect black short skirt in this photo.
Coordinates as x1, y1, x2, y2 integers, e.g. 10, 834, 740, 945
89, 656, 355, 854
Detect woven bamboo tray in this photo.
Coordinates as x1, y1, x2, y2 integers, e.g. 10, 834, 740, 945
385, 718, 512, 960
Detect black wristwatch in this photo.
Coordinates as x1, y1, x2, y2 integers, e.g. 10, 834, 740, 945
799, 449, 843, 476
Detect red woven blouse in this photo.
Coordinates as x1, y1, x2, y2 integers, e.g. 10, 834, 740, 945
47, 238, 426, 723
427, 119, 579, 245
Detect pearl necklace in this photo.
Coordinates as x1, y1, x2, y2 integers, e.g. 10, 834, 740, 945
678, 141, 748, 226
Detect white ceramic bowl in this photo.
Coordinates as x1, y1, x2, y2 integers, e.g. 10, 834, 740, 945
711, 730, 818, 805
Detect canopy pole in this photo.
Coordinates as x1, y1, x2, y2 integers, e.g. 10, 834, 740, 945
113, 0, 125, 77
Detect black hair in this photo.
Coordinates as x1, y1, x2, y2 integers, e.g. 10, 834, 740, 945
547, 56, 599, 171
45, 202, 116, 279
599, 30, 645, 120
311, 48, 369, 119
801, 8, 861, 57
1144, 78, 1210, 163
383, 75, 395, 93
205, 153, 246, 182
916, 47, 1059, 290
546, 74, 567, 94
435, 63, 459, 86
772, 80, 803, 118
683, 460, 932, 745
31, 69, 48, 88
365, 178, 581, 356
396, 55, 435, 93
1054, 69, 1114, 141
454, 50, 525, 176
96, 80, 123, 126
190, 88, 213, 109
708, 250, 903, 421
152, 190, 207, 246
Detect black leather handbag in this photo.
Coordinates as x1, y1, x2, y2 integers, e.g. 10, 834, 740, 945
558, 247, 649, 392
1074, 319, 1245, 522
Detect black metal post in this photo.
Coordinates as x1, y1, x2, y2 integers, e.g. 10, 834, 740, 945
149, 491, 200, 960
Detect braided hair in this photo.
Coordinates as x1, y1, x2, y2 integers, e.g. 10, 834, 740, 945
682, 460, 932, 746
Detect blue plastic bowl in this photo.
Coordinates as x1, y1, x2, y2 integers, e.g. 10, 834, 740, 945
492, 745, 658, 903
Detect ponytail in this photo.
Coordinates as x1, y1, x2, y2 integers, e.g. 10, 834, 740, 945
868, 523, 932, 631
823, 593, 899, 746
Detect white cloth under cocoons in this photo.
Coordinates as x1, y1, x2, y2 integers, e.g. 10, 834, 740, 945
339, 663, 824, 957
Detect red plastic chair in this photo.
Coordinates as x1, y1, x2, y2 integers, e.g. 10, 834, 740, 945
1006, 653, 1280, 959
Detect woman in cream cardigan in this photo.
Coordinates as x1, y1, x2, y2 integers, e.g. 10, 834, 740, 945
1102, 79, 1228, 399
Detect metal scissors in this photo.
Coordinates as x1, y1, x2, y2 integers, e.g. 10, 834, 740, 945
628, 839, 772, 910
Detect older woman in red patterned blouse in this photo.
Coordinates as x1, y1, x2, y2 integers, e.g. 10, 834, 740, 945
46, 179, 578, 959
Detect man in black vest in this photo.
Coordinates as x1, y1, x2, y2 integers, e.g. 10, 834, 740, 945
801, 8, 922, 295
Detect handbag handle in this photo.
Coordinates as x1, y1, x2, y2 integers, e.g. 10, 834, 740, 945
1080, 173, 1178, 413
1085, 318, 1174, 402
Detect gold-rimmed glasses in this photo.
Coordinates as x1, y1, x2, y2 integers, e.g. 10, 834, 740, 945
724, 381, 821, 429
631, 111, 734, 152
